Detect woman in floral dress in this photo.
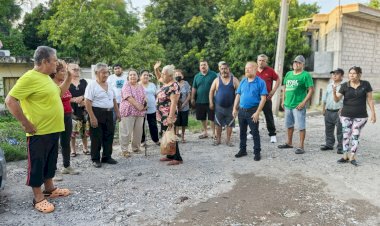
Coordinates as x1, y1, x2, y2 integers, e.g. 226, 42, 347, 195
154, 62, 183, 165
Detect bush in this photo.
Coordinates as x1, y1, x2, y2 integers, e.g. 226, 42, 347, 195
373, 92, 380, 101
0, 112, 27, 162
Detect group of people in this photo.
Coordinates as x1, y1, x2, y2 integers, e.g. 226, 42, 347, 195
4, 45, 377, 213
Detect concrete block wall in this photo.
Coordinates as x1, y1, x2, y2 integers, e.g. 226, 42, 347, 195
341, 15, 380, 90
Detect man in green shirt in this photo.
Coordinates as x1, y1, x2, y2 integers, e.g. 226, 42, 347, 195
6, 46, 72, 213
191, 60, 217, 139
278, 55, 314, 154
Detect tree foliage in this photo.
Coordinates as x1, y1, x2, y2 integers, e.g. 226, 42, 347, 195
0, 0, 21, 35
368, 0, 380, 9
226, 0, 319, 75
39, 0, 139, 66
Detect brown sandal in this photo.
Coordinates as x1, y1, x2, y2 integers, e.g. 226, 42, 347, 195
33, 199, 55, 213
43, 188, 71, 198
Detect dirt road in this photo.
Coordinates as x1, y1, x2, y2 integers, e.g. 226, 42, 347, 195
1, 105, 379, 225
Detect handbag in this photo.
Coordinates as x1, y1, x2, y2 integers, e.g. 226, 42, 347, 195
160, 126, 177, 155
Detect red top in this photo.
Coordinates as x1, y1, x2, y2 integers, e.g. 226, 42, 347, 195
61, 90, 73, 113
256, 66, 279, 94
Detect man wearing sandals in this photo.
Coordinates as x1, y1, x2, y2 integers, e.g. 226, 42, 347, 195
278, 55, 314, 154
209, 62, 239, 146
5, 46, 71, 213
191, 60, 217, 140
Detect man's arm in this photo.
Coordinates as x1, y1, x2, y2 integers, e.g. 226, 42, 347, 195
270, 76, 282, 98
252, 95, 267, 123
85, 99, 98, 128
191, 87, 197, 108
5, 95, 36, 134
232, 94, 240, 118
233, 77, 240, 90
209, 79, 217, 110
296, 87, 314, 110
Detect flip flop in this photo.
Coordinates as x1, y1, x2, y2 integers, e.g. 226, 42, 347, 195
213, 140, 221, 146
226, 142, 234, 147
83, 149, 90, 155
70, 152, 77, 157
43, 188, 71, 198
198, 134, 208, 139
33, 199, 55, 213
277, 143, 293, 149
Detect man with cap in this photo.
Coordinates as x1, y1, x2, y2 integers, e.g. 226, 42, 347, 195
320, 68, 344, 153
278, 55, 314, 154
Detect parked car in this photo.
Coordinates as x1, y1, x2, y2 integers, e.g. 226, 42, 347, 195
0, 147, 6, 190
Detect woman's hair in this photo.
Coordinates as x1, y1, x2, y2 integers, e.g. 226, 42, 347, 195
162, 65, 175, 76
128, 68, 139, 76
349, 66, 362, 75
49, 59, 65, 79
140, 69, 150, 75
174, 69, 184, 76
94, 63, 108, 74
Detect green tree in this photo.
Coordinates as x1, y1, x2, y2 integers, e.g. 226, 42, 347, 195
20, 2, 57, 50
368, 0, 380, 8
0, 29, 29, 56
39, 0, 139, 66
0, 0, 21, 35
226, 0, 319, 75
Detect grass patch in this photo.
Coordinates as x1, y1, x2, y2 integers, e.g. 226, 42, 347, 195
0, 96, 4, 104
373, 92, 380, 101
187, 113, 203, 133
0, 111, 27, 162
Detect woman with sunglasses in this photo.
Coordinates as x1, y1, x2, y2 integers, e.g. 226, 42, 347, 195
333, 66, 376, 166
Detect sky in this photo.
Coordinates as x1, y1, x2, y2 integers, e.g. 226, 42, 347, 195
130, 0, 370, 13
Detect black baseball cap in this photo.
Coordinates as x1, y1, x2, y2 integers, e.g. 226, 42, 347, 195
329, 68, 344, 75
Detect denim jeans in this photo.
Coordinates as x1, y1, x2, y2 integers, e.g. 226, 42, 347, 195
238, 107, 261, 155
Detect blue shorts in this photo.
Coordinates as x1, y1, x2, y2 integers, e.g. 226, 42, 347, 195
285, 107, 306, 130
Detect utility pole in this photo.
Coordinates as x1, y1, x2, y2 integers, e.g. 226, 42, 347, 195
272, 0, 290, 115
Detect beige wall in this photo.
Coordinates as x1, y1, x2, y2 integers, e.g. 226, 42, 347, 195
0, 63, 33, 96
341, 15, 380, 90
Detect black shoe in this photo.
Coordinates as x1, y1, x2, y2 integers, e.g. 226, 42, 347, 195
350, 160, 358, 166
93, 161, 101, 168
254, 154, 261, 161
337, 150, 343, 154
320, 145, 333, 151
337, 158, 348, 163
102, 158, 118, 164
235, 151, 247, 158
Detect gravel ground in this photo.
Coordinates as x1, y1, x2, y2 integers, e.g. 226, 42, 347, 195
1, 105, 379, 226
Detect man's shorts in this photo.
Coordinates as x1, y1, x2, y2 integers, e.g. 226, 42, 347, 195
285, 107, 306, 130
175, 110, 189, 127
26, 133, 60, 187
195, 103, 214, 121
214, 104, 235, 127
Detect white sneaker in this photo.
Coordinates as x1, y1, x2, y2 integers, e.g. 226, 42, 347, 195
270, 136, 277, 143
247, 134, 253, 139
61, 166, 79, 175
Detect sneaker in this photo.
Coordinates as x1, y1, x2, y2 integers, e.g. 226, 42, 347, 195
247, 134, 253, 139
93, 161, 101, 168
53, 175, 63, 182
337, 158, 348, 163
235, 151, 247, 158
350, 160, 358, 166
270, 136, 277, 143
254, 154, 261, 161
295, 148, 305, 154
101, 158, 118, 164
320, 145, 333, 151
61, 166, 79, 175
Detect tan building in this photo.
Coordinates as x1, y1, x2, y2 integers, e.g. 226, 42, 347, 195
306, 3, 380, 106
0, 57, 33, 97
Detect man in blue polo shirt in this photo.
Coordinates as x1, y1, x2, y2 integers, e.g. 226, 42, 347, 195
232, 61, 267, 161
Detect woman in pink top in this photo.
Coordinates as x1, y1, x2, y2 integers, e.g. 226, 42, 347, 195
119, 69, 147, 156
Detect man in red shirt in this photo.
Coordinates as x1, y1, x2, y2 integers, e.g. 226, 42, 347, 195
248, 54, 281, 143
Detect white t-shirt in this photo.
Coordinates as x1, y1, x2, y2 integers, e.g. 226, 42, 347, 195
85, 80, 115, 108
107, 73, 128, 103
142, 82, 157, 114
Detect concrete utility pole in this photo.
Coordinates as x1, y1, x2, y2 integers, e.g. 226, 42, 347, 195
272, 0, 290, 115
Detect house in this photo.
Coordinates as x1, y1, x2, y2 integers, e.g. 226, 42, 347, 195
305, 3, 380, 106
0, 56, 90, 97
